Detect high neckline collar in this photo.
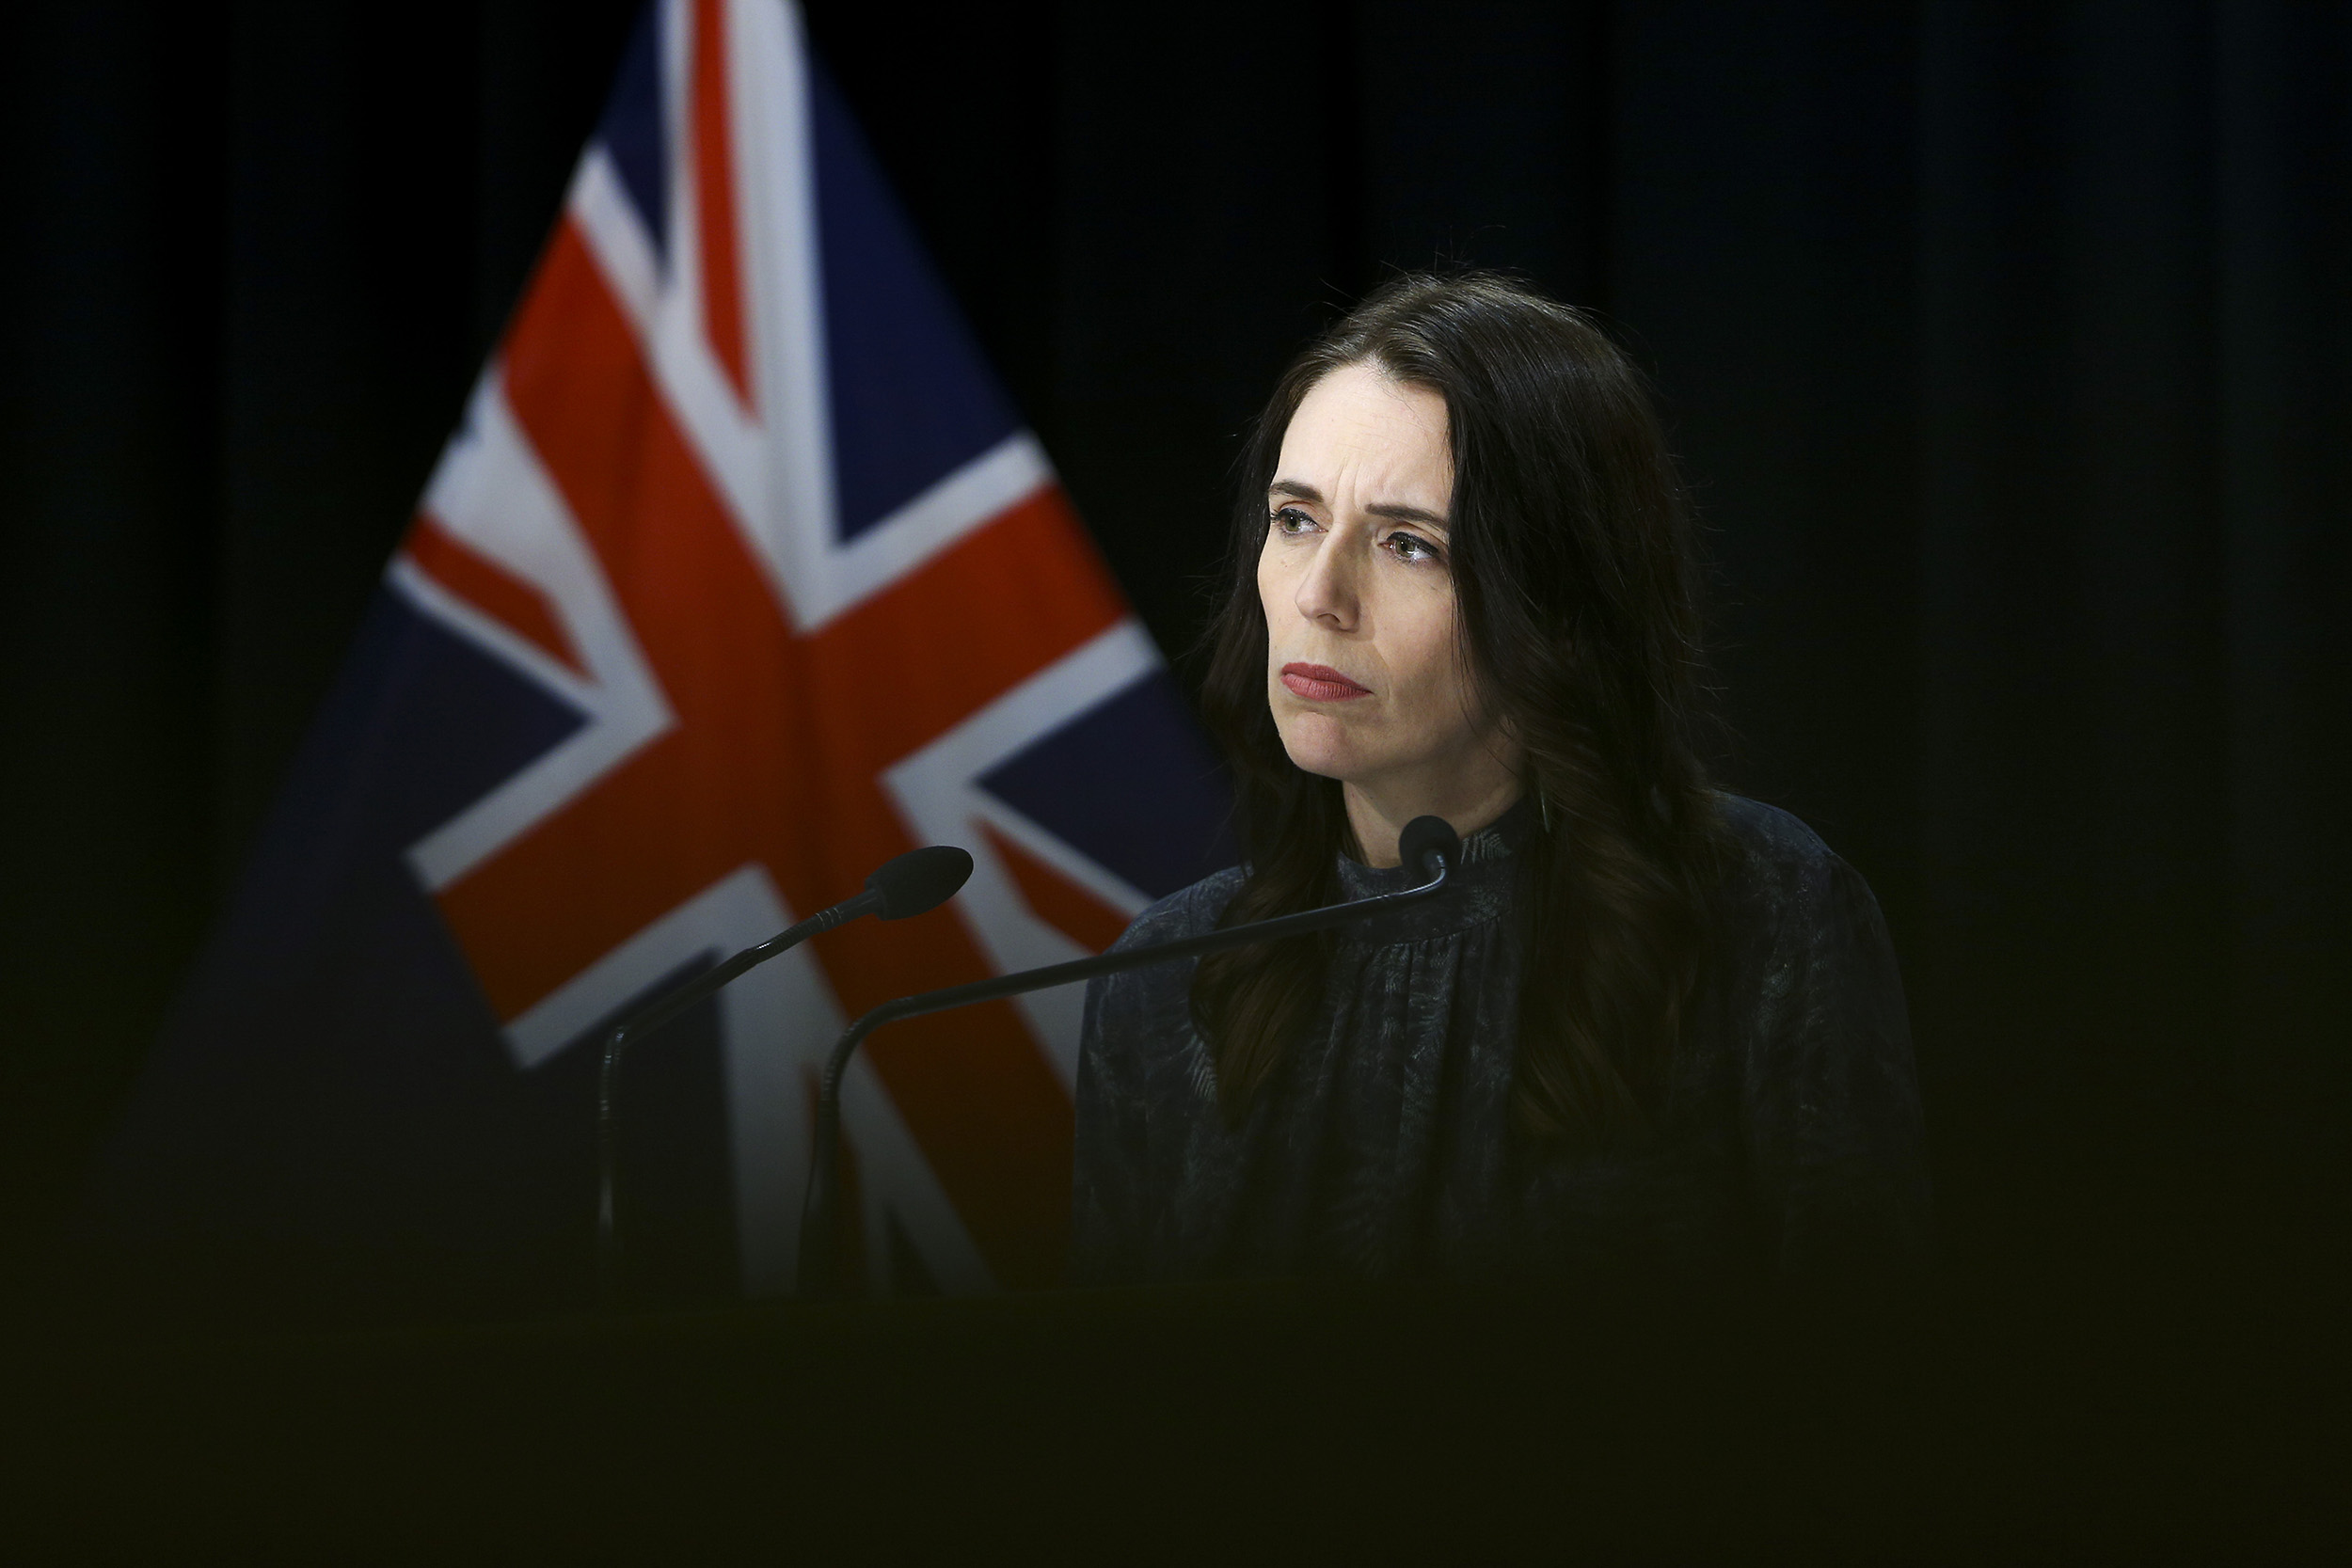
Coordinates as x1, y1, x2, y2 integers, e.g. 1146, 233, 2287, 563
1321, 792, 1534, 943
1334, 789, 1537, 892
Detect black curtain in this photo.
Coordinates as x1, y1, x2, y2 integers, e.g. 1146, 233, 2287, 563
2, 0, 2344, 1308
1914, 4, 2352, 1264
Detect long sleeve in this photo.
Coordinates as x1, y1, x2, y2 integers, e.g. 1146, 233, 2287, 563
1068, 963, 1151, 1286
1740, 845, 1935, 1287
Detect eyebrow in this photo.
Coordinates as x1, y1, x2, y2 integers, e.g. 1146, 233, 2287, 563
1268, 479, 1450, 531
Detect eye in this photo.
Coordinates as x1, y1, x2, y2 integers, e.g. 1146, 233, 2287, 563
1382, 530, 1444, 565
1270, 504, 1321, 535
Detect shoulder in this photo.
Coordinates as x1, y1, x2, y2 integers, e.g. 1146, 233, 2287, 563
1078, 866, 1244, 1083
1705, 795, 1904, 1022
1083, 865, 1246, 1028
1713, 793, 1846, 890
1108, 865, 1248, 954
1708, 794, 1890, 949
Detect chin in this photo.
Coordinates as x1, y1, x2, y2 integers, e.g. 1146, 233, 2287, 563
1275, 712, 1365, 783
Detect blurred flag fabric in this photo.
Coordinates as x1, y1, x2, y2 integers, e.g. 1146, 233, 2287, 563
86, 0, 1229, 1311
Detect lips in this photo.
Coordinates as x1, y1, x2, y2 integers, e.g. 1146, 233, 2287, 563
1280, 662, 1372, 703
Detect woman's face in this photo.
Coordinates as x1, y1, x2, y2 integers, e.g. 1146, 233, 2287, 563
1258, 362, 1512, 822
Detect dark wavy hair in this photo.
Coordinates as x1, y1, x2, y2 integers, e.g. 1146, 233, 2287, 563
1191, 272, 1728, 1149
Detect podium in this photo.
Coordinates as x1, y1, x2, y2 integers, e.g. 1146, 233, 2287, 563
6, 1275, 2344, 1559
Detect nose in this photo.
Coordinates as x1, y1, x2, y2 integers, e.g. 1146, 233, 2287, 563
1293, 528, 1360, 632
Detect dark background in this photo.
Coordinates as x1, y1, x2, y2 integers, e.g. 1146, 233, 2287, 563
1, 0, 2345, 1320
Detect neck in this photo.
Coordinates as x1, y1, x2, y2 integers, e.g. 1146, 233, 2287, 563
1341, 757, 1523, 869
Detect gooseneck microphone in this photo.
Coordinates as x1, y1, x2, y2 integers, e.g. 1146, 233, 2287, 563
796, 815, 1463, 1296
596, 844, 972, 1306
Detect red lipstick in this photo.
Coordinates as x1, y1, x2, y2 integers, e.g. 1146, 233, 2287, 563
1280, 662, 1372, 702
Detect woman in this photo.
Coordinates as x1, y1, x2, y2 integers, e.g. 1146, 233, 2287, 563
1071, 273, 1930, 1291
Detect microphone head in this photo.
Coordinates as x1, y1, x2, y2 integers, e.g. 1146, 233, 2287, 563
1398, 816, 1460, 881
866, 845, 975, 921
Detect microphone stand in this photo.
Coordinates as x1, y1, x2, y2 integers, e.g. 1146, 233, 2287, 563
596, 893, 880, 1307
797, 837, 1458, 1296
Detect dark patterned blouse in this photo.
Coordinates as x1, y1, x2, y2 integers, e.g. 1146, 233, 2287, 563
1070, 794, 1932, 1291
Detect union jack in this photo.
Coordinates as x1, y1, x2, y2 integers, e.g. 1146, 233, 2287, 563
90, 0, 1229, 1303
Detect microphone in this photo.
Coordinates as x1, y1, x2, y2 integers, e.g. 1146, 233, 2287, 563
596, 844, 972, 1306
796, 815, 1463, 1295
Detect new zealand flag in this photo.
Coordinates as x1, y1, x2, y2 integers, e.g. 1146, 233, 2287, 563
86, 0, 1230, 1313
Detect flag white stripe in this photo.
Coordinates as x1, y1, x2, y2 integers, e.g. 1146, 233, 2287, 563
886, 619, 1167, 1086
399, 374, 675, 894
